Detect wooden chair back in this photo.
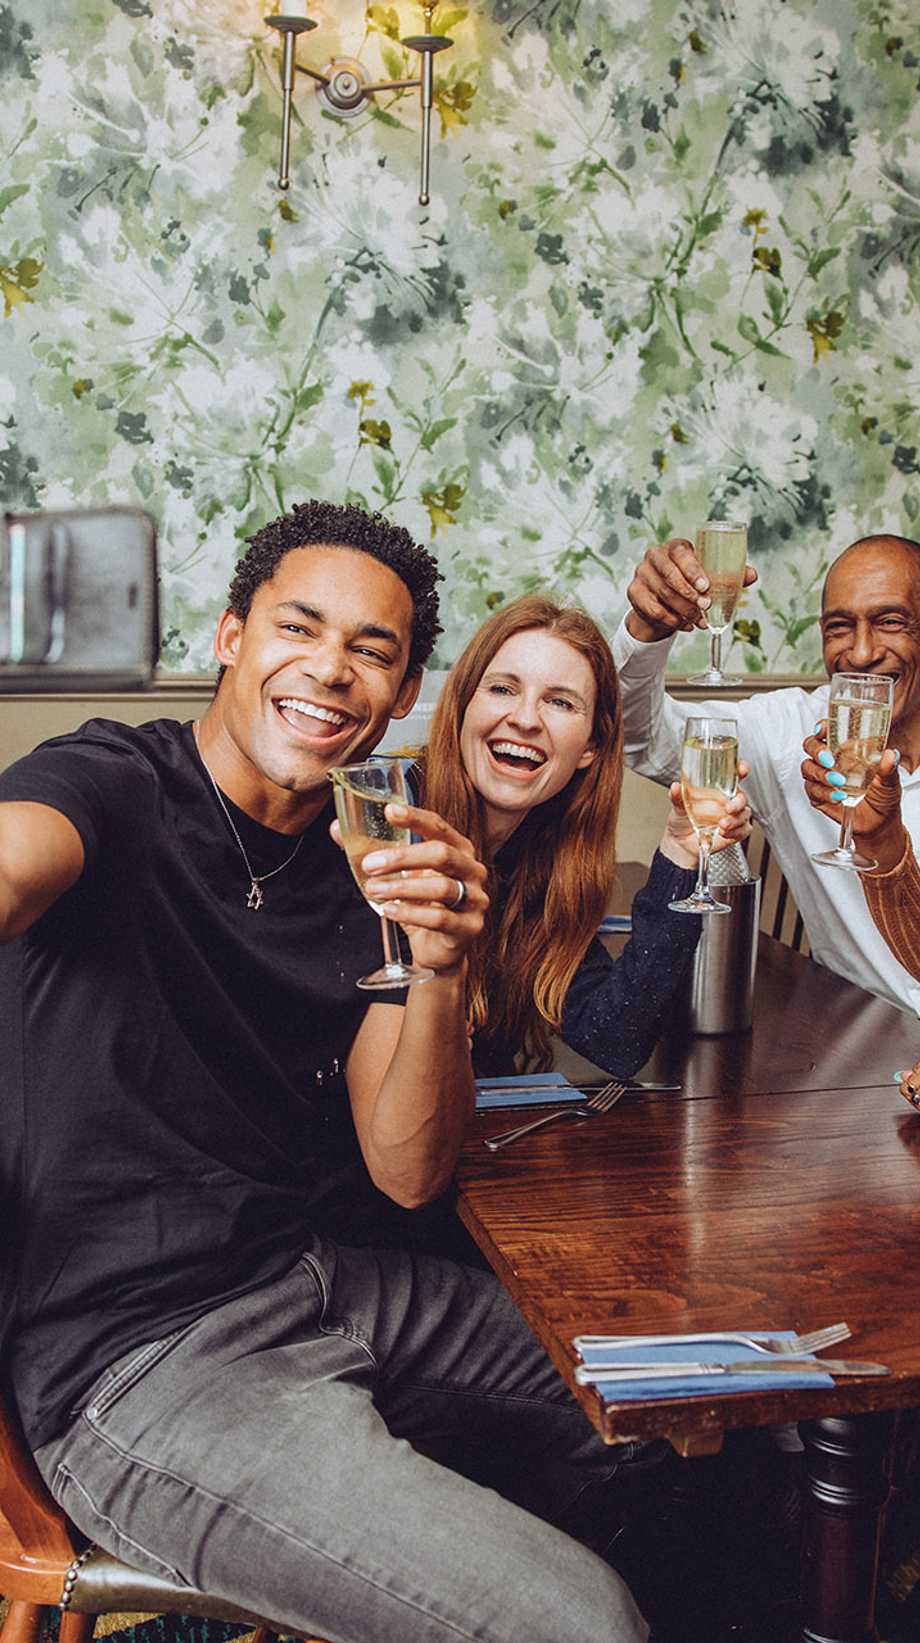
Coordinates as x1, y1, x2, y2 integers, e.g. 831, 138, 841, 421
746, 825, 809, 955
0, 1391, 79, 1604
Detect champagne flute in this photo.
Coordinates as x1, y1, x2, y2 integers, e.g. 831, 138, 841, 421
688, 520, 748, 686
329, 758, 433, 989
668, 716, 739, 915
811, 673, 894, 872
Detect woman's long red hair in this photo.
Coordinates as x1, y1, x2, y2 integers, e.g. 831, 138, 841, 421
423, 595, 623, 1067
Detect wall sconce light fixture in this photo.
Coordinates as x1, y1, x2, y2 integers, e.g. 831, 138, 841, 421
264, 2, 454, 206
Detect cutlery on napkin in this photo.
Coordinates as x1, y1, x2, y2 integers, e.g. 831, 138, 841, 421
488, 1079, 681, 1093
573, 1332, 851, 1401
574, 1358, 889, 1384
475, 1074, 680, 1112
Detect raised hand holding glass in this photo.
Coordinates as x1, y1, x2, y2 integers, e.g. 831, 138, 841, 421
329, 758, 433, 989
688, 521, 748, 687
668, 717, 739, 915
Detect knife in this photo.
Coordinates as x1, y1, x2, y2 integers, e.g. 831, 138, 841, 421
574, 1358, 889, 1384
477, 1080, 682, 1094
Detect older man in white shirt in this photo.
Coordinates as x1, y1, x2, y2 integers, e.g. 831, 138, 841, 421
611, 532, 920, 1015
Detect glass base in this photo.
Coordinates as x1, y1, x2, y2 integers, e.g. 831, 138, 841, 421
686, 667, 741, 687
668, 895, 732, 915
357, 961, 433, 989
811, 847, 877, 872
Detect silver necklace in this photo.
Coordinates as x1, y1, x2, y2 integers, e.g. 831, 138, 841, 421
194, 726, 305, 909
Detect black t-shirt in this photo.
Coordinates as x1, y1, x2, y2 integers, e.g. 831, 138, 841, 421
0, 718, 399, 1446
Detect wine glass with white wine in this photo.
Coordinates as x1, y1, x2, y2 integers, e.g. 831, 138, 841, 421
811, 673, 894, 872
668, 716, 739, 915
688, 520, 748, 686
329, 758, 433, 989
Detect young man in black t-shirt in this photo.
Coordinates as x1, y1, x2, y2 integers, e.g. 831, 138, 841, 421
0, 501, 649, 1643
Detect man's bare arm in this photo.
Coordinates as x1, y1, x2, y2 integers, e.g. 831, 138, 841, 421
0, 803, 85, 942
342, 803, 487, 1208
346, 974, 475, 1208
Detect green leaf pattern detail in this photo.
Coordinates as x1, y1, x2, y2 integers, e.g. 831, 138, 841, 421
0, 0, 917, 670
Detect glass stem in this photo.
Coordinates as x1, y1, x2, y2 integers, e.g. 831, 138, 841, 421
694, 831, 713, 901
709, 629, 723, 676
839, 805, 856, 856
380, 914, 403, 970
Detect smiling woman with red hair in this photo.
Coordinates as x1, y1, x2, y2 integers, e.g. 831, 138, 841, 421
421, 594, 751, 1076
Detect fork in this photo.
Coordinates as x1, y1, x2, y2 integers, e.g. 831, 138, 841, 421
572, 1322, 852, 1358
483, 1080, 628, 1151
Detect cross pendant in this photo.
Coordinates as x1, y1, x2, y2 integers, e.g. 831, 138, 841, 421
247, 881, 264, 910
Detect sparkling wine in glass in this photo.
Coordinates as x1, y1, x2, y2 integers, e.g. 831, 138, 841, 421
688, 520, 748, 687
811, 673, 894, 872
329, 759, 433, 989
668, 717, 739, 915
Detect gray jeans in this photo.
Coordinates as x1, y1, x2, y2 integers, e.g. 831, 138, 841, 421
35, 1237, 651, 1643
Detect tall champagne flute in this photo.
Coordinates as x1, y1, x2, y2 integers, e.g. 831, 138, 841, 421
668, 716, 739, 915
811, 673, 894, 872
329, 758, 433, 989
688, 520, 748, 686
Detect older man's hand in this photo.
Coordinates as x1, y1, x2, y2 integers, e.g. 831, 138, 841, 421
626, 536, 758, 644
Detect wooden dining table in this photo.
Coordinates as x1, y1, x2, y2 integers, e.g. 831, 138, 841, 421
457, 931, 920, 1643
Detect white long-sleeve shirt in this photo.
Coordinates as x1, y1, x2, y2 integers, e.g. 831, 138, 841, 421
612, 618, 920, 1016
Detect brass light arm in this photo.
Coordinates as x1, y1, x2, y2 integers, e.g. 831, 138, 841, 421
265, 6, 455, 203
353, 77, 422, 93
402, 35, 452, 207
295, 64, 332, 87
264, 13, 318, 190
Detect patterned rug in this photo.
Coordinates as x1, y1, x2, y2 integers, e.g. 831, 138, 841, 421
0, 1614, 258, 1643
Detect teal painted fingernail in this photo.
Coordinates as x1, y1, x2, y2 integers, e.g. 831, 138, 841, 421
829, 791, 843, 802
893, 749, 901, 766
826, 770, 847, 787
818, 750, 835, 769
894, 1072, 904, 1083
813, 721, 823, 734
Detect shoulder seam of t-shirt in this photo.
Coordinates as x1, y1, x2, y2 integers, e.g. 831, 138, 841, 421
0, 718, 177, 866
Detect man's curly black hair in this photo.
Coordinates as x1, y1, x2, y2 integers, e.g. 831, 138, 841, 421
226, 499, 443, 674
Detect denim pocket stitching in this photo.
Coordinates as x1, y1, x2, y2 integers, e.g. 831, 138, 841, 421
299, 1252, 376, 1366
84, 1321, 200, 1421
53, 1463, 189, 1586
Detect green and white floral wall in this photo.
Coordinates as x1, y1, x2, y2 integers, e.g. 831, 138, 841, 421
1, 0, 919, 672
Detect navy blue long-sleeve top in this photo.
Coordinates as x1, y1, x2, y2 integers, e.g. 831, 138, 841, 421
473, 847, 701, 1077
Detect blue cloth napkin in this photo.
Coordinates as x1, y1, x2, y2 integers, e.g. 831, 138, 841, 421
475, 1073, 586, 1110
575, 1334, 834, 1401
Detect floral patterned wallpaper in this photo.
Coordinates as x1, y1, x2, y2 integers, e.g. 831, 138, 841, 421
1, 0, 918, 672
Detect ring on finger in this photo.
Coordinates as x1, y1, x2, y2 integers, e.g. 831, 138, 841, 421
450, 878, 466, 908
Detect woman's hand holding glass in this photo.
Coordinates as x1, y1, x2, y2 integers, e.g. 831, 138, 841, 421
802, 673, 895, 871
894, 1061, 920, 1114
802, 728, 905, 872
660, 761, 752, 870
668, 717, 741, 914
